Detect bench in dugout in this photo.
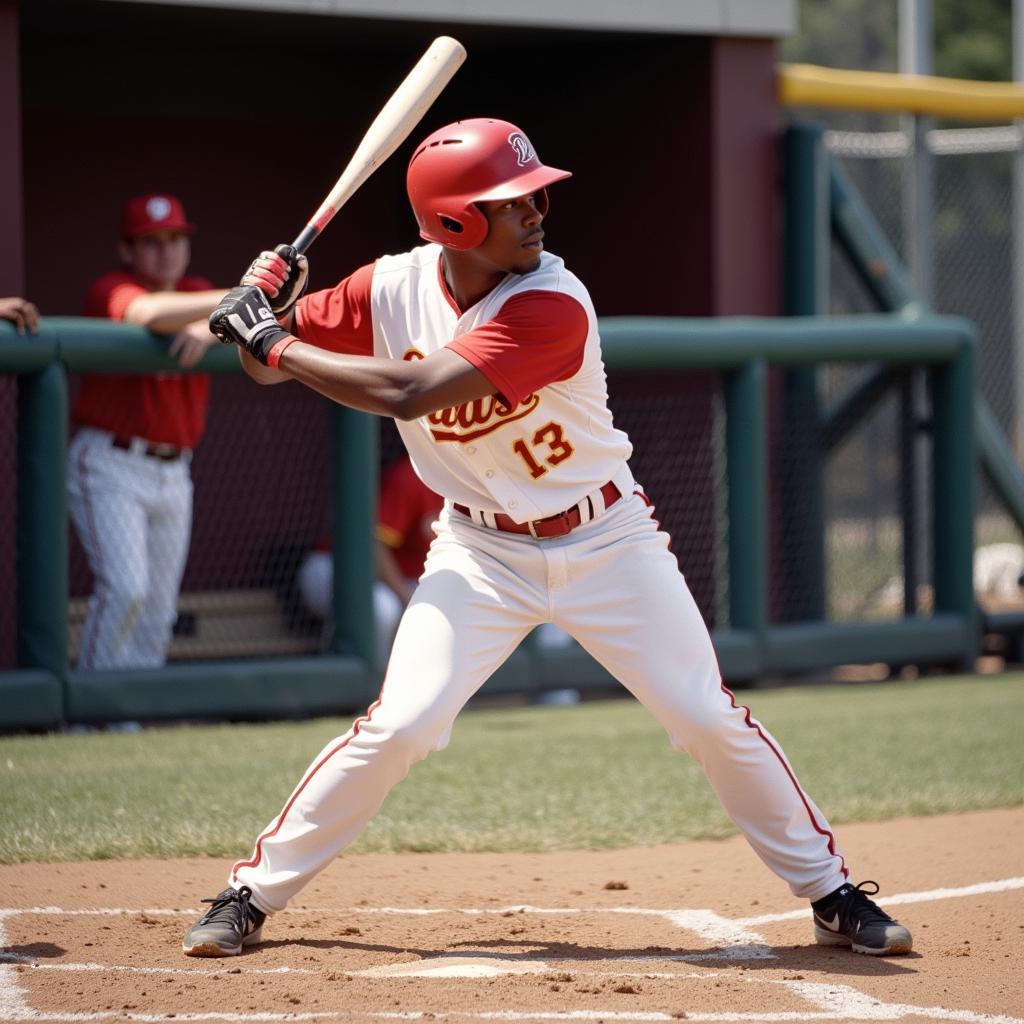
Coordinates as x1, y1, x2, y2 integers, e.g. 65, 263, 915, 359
68, 589, 322, 664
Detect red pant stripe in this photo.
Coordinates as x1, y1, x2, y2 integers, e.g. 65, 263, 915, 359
721, 683, 849, 880
231, 696, 384, 882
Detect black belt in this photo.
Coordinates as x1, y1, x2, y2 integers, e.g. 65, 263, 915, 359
454, 481, 621, 539
111, 435, 185, 462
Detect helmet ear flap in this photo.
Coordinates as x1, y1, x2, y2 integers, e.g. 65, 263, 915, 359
438, 214, 464, 235
434, 204, 488, 250
536, 188, 550, 217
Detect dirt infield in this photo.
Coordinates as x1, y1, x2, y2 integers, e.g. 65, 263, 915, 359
1, 807, 1022, 1023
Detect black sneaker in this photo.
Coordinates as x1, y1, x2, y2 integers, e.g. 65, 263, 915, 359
812, 880, 913, 955
182, 885, 266, 957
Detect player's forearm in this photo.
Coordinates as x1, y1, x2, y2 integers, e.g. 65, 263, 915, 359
238, 347, 291, 384
210, 285, 492, 415
124, 290, 227, 333
277, 341, 436, 419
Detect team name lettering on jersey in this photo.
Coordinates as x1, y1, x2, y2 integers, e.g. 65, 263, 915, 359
374, 247, 631, 519
404, 347, 541, 443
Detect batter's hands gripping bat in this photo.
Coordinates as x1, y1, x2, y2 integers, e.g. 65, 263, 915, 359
222, 36, 466, 333
292, 35, 466, 256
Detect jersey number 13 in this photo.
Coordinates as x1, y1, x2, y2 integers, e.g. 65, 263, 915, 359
512, 421, 575, 479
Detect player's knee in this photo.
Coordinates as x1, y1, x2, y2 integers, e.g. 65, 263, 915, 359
374, 713, 447, 765
103, 577, 150, 611
663, 668, 733, 751
672, 704, 732, 751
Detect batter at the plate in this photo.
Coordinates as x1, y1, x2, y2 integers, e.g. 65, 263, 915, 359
183, 118, 912, 959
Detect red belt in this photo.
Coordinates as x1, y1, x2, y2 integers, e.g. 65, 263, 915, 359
454, 481, 621, 539
111, 435, 185, 462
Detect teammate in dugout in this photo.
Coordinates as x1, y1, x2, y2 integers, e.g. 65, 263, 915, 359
183, 119, 912, 958
69, 194, 227, 670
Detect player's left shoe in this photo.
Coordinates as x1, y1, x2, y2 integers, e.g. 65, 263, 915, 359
811, 880, 913, 955
182, 885, 266, 957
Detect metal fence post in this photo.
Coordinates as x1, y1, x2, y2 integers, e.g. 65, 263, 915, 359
931, 337, 976, 669
782, 122, 827, 621
725, 359, 767, 654
329, 405, 378, 672
16, 362, 68, 678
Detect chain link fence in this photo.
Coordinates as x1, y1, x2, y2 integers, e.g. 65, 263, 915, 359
825, 121, 1024, 622
607, 371, 725, 628
63, 375, 333, 667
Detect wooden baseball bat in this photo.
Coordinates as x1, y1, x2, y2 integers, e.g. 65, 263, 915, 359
290, 36, 467, 255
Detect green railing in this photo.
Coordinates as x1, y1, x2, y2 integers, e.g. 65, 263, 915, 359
788, 119, 1024, 638
0, 311, 976, 728
1, 319, 376, 727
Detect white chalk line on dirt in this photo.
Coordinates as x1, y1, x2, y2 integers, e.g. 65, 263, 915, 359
2, 957, 723, 982
737, 877, 1024, 927
5, 871, 1020, 932
0, 957, 319, 975
0, 979, 1021, 1024
2, 878, 1023, 1024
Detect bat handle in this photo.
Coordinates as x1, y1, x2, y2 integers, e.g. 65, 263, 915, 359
291, 224, 320, 255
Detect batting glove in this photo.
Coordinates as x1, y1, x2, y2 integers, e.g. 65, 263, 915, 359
241, 243, 309, 315
209, 286, 297, 367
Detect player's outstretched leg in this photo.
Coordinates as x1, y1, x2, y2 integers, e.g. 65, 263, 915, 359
810, 880, 913, 955
182, 521, 543, 956
557, 492, 913, 955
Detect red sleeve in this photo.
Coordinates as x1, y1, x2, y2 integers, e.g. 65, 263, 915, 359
294, 262, 375, 356
85, 272, 146, 321
83, 273, 214, 320
446, 290, 587, 407
179, 275, 215, 292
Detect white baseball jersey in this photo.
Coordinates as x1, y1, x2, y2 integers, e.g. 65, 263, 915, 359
297, 244, 633, 522
372, 245, 632, 520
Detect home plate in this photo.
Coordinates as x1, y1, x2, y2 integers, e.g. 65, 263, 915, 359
358, 956, 552, 978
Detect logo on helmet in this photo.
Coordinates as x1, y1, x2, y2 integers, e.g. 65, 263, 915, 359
508, 132, 536, 167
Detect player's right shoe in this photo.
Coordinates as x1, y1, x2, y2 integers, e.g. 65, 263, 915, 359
182, 885, 266, 957
811, 880, 913, 955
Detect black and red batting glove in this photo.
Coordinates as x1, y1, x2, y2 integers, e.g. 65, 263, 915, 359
241, 243, 309, 316
209, 286, 298, 368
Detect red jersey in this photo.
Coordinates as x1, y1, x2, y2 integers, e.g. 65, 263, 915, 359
375, 456, 444, 579
72, 271, 214, 448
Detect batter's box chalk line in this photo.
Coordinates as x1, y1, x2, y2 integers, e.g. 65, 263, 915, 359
0, 877, 1022, 1024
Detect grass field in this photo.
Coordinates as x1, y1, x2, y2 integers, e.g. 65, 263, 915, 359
1, 673, 1022, 865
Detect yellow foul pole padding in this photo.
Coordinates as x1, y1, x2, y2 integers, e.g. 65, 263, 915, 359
779, 62, 1024, 121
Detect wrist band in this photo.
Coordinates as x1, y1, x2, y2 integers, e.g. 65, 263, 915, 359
267, 335, 298, 369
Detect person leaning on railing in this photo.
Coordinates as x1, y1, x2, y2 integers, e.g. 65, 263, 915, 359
0, 296, 40, 334
67, 193, 229, 671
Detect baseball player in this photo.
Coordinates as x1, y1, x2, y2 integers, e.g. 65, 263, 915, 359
69, 194, 227, 670
182, 119, 912, 958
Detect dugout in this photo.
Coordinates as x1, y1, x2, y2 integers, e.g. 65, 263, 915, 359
0, 1, 790, 684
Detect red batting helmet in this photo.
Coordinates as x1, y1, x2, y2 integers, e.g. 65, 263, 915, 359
406, 118, 572, 250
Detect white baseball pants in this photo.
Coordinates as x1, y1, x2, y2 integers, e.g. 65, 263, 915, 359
68, 427, 193, 670
232, 486, 850, 911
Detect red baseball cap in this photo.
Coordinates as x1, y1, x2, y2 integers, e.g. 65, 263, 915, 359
119, 193, 195, 240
